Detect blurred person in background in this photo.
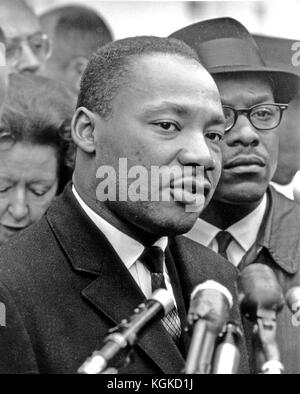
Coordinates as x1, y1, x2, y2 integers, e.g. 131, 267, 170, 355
0, 73, 75, 246
0, 0, 51, 74
254, 35, 300, 202
39, 5, 113, 95
0, 28, 8, 118
171, 17, 300, 374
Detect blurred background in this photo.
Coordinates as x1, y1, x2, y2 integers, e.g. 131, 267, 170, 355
27, 0, 300, 40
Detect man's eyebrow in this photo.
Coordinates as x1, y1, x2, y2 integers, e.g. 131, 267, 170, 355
222, 93, 274, 107
142, 101, 226, 125
141, 102, 190, 117
206, 113, 226, 127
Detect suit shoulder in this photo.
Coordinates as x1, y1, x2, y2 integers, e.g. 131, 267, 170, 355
0, 216, 58, 287
172, 235, 238, 277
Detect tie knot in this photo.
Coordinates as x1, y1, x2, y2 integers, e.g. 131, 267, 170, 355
139, 245, 164, 274
215, 231, 233, 258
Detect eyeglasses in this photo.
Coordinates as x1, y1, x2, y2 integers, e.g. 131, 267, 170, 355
5, 33, 52, 68
222, 103, 288, 132
0, 129, 15, 151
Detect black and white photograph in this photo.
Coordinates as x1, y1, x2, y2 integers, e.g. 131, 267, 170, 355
0, 0, 298, 378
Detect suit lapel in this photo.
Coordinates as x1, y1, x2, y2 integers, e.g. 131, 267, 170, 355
81, 247, 185, 373
46, 185, 185, 373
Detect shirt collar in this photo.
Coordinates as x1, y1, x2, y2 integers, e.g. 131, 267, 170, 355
72, 186, 168, 269
184, 217, 219, 247
185, 194, 267, 252
227, 194, 267, 252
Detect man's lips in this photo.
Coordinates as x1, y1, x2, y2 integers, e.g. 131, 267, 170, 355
1, 225, 26, 234
171, 178, 211, 196
169, 177, 211, 207
224, 155, 266, 170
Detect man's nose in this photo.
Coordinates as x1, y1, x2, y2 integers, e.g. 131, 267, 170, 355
16, 43, 40, 74
227, 115, 260, 147
8, 192, 29, 221
177, 131, 216, 170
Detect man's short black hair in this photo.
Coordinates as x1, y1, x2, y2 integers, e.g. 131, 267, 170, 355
77, 35, 200, 119
40, 5, 113, 69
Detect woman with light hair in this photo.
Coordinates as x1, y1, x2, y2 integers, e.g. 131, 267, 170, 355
0, 73, 75, 245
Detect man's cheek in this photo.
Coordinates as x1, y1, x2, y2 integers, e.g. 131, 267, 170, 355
212, 148, 223, 185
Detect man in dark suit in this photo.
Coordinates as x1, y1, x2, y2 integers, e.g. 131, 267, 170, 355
171, 18, 300, 373
0, 36, 248, 374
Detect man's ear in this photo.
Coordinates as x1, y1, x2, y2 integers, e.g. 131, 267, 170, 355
67, 56, 89, 93
71, 107, 97, 153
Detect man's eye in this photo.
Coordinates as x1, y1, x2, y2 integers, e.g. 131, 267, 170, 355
0, 186, 10, 193
252, 109, 272, 119
154, 122, 180, 132
30, 188, 47, 197
205, 131, 224, 142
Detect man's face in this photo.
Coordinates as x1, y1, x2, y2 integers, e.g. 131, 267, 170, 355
91, 54, 225, 236
0, 0, 46, 74
0, 142, 58, 246
211, 73, 279, 204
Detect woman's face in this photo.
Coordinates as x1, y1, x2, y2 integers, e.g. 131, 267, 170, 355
0, 142, 58, 245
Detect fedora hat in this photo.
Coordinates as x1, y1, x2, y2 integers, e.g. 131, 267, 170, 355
253, 34, 300, 89
170, 17, 300, 103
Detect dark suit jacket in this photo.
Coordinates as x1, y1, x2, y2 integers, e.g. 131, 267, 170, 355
0, 185, 249, 374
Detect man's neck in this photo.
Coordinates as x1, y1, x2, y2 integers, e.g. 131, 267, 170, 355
73, 181, 161, 246
201, 199, 263, 229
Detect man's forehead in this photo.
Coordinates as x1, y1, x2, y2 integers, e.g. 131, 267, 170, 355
127, 52, 215, 90
0, 0, 40, 39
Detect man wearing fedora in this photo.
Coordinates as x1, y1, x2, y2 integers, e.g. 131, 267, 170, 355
171, 17, 300, 373
254, 34, 300, 203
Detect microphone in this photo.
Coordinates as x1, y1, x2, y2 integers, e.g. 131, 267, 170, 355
78, 289, 174, 374
184, 280, 233, 374
238, 264, 285, 374
212, 322, 242, 374
286, 286, 300, 328
286, 286, 300, 313
238, 264, 284, 320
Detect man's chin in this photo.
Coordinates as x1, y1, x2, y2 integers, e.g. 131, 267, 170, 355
214, 185, 267, 204
137, 205, 201, 237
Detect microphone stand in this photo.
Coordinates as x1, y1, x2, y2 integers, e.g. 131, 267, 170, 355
253, 308, 284, 374
212, 322, 241, 374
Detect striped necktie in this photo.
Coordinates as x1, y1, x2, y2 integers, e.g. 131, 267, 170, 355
139, 245, 181, 342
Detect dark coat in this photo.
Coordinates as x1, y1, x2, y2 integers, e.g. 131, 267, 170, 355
239, 186, 300, 374
0, 185, 249, 374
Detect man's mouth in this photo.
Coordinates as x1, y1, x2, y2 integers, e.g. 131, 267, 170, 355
170, 177, 211, 204
223, 155, 266, 173
1, 225, 26, 235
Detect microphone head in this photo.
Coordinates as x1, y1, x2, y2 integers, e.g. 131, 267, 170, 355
191, 280, 233, 308
238, 264, 284, 320
286, 286, 300, 312
150, 288, 174, 315
188, 280, 233, 331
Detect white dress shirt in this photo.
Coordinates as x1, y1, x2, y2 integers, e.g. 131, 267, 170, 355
184, 194, 267, 267
72, 186, 176, 302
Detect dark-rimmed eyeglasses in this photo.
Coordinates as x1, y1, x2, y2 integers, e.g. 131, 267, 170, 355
6, 33, 52, 67
222, 103, 288, 132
